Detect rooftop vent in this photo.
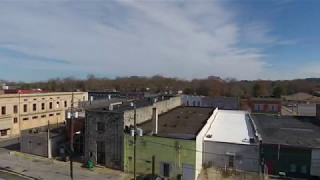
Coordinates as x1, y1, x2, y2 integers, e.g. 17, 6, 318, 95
206, 134, 212, 138
249, 137, 255, 143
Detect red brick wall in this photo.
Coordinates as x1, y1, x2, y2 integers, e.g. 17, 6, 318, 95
248, 99, 282, 114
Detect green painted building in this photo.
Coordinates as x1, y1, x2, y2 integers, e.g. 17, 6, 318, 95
124, 107, 215, 180
261, 144, 312, 178
124, 135, 197, 180
252, 114, 320, 179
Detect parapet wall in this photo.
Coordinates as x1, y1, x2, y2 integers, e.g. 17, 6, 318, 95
123, 96, 182, 126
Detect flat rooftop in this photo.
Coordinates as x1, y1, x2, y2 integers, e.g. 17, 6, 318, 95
139, 107, 214, 140
204, 110, 255, 145
251, 114, 320, 147
87, 96, 176, 113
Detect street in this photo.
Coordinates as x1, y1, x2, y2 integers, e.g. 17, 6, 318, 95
0, 148, 131, 180
0, 170, 28, 180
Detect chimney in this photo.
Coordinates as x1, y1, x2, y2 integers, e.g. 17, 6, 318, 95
316, 104, 320, 118
152, 108, 158, 135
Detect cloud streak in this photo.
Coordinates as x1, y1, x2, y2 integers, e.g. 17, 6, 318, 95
0, 1, 294, 80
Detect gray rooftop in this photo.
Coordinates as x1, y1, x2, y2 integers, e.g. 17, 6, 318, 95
21, 127, 64, 139
139, 107, 214, 140
86, 96, 176, 113
251, 114, 320, 147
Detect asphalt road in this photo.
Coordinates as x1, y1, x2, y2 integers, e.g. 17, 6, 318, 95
0, 170, 27, 180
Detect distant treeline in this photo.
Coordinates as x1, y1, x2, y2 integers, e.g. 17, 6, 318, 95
2, 75, 320, 98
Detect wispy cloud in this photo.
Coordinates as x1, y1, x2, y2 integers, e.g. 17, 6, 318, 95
0, 1, 294, 80
0, 48, 70, 64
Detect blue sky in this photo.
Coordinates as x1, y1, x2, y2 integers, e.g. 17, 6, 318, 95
0, 0, 319, 82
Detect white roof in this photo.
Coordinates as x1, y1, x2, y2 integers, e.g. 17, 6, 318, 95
204, 110, 254, 145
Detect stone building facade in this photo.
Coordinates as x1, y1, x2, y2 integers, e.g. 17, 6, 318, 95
84, 96, 182, 170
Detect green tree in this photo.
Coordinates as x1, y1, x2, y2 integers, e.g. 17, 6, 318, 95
273, 85, 286, 98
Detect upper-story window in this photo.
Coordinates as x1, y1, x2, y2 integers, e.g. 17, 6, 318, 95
41, 103, 45, 110
56, 102, 60, 108
13, 105, 18, 114
254, 104, 264, 111
23, 104, 27, 112
1, 106, 6, 115
49, 102, 53, 109
33, 104, 37, 111
268, 104, 279, 112
64, 101, 67, 107
97, 122, 106, 133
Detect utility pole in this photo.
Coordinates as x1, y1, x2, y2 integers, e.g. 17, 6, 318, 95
133, 101, 137, 180
152, 155, 155, 180
70, 92, 74, 180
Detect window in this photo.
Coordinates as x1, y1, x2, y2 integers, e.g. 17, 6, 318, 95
301, 165, 307, 174
33, 104, 37, 111
254, 104, 264, 111
228, 155, 235, 168
97, 122, 105, 133
273, 105, 278, 111
13, 105, 18, 114
162, 163, 170, 177
13, 117, 18, 124
0, 130, 8, 136
1, 106, 6, 115
193, 101, 196, 106
49, 102, 53, 109
28, 140, 32, 149
268, 104, 279, 112
290, 164, 296, 172
41, 115, 46, 118
64, 101, 67, 107
197, 101, 200, 106
186, 101, 189, 106
49, 114, 54, 117
56, 113, 61, 115
41, 103, 45, 110
23, 104, 27, 112
23, 117, 29, 121
32, 116, 38, 119
128, 156, 132, 162
33, 98, 36, 101
56, 102, 60, 108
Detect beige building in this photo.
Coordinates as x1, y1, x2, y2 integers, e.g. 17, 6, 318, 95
0, 92, 88, 138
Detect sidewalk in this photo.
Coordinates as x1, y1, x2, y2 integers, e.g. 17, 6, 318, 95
0, 148, 132, 180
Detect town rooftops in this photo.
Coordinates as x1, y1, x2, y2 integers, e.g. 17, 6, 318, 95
251, 114, 320, 147
282, 92, 320, 101
250, 97, 281, 101
139, 106, 214, 140
21, 126, 65, 139
204, 110, 256, 145
86, 96, 177, 113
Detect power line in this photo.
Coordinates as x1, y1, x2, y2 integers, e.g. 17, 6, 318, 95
133, 157, 262, 177
137, 138, 260, 160
134, 138, 320, 161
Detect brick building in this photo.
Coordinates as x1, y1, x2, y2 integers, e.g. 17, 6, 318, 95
247, 97, 281, 114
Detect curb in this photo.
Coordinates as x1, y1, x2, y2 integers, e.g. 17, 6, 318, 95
0, 167, 39, 180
